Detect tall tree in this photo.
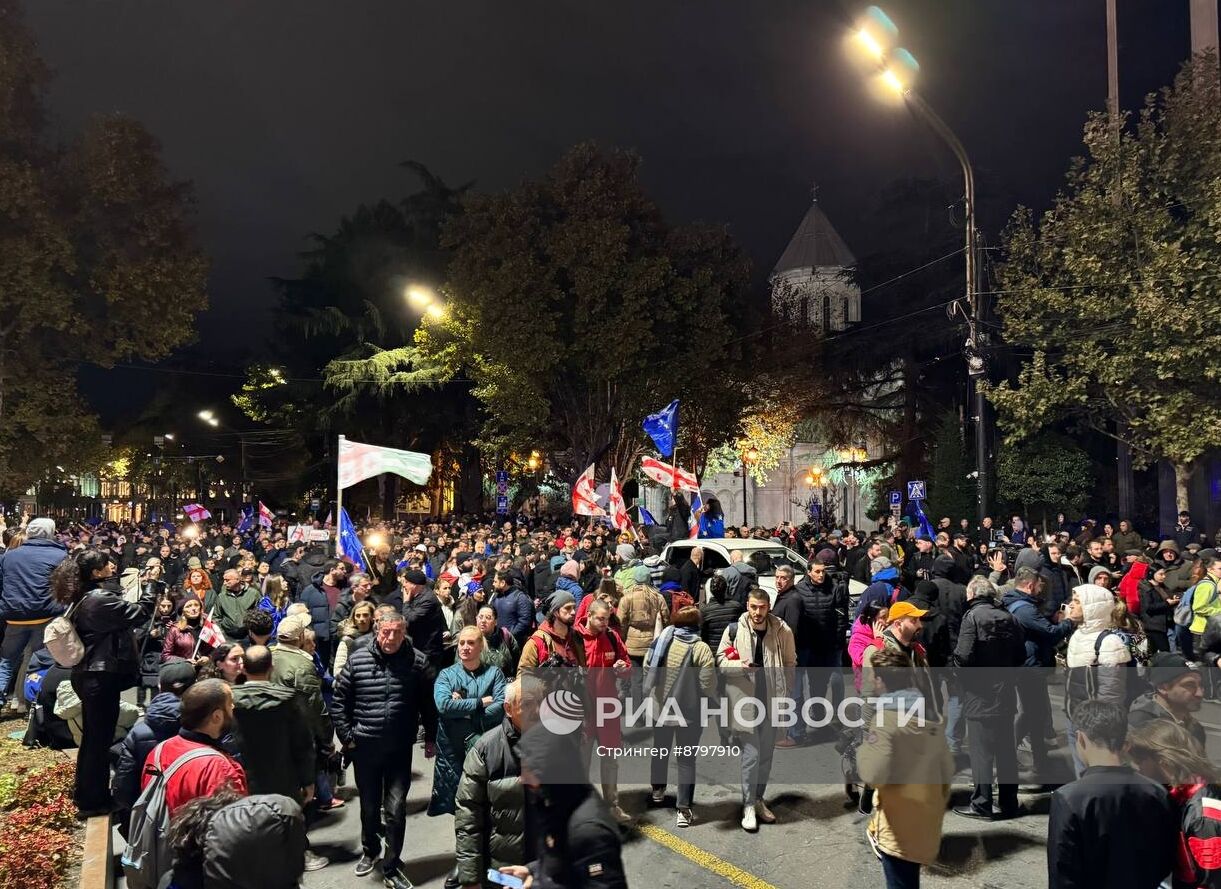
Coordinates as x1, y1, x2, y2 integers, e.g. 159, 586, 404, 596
356, 143, 753, 481
927, 410, 976, 523
996, 431, 1093, 528
0, 1, 208, 498
989, 54, 1221, 508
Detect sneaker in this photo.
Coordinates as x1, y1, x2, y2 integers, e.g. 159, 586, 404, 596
383, 870, 415, 889
755, 800, 777, 824
609, 805, 633, 824
676, 808, 693, 828
650, 788, 665, 804
303, 851, 329, 871
741, 804, 758, 832
774, 737, 798, 749
355, 855, 378, 877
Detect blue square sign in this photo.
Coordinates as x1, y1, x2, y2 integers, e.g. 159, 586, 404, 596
906, 480, 927, 501
888, 490, 901, 506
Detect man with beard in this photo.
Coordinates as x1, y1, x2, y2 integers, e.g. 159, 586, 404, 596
138, 679, 247, 816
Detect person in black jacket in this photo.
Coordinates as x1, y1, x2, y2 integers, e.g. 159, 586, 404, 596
794, 559, 849, 718
679, 547, 705, 602
499, 723, 627, 889
1047, 700, 1177, 889
951, 577, 1026, 821
50, 548, 156, 816
1038, 543, 1072, 618
698, 574, 743, 746
332, 610, 433, 889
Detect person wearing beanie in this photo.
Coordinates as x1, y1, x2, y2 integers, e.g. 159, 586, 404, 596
815, 547, 838, 567
553, 559, 585, 613
615, 543, 636, 564
1127, 652, 1206, 748
269, 613, 332, 753
517, 587, 584, 675
111, 657, 197, 835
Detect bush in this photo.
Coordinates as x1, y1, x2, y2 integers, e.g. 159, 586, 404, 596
0, 822, 73, 889
9, 762, 74, 810
0, 761, 80, 889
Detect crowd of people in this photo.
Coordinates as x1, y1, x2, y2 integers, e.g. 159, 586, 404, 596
0, 502, 1219, 888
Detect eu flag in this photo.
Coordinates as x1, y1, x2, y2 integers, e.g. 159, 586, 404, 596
642, 399, 679, 457
337, 507, 368, 571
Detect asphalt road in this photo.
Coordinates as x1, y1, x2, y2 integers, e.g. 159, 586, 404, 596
303, 728, 1068, 889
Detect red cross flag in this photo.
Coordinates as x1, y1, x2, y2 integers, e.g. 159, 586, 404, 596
572, 464, 604, 516
608, 468, 632, 532
640, 456, 699, 493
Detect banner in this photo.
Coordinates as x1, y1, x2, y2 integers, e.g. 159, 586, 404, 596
338, 438, 432, 489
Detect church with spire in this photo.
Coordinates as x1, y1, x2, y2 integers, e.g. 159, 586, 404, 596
769, 189, 861, 333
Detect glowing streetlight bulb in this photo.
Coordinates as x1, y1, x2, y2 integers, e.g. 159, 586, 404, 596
407, 285, 436, 307
881, 68, 905, 94
197, 410, 214, 421
425, 302, 447, 320
856, 28, 885, 60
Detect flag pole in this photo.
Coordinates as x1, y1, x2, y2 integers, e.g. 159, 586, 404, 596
336, 434, 345, 559
192, 607, 214, 659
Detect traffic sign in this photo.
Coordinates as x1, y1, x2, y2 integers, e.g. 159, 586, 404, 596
495, 470, 509, 496
890, 503, 902, 518
906, 480, 927, 501
496, 495, 509, 515
888, 490, 901, 506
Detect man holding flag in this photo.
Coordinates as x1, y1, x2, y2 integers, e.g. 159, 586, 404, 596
204, 568, 260, 642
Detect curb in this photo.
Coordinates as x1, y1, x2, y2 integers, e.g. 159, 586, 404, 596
80, 815, 113, 889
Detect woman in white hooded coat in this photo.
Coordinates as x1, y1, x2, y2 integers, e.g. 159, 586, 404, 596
1063, 583, 1131, 775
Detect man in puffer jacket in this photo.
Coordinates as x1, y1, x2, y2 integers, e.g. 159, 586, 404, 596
1063, 583, 1131, 776
454, 681, 527, 886
332, 611, 432, 889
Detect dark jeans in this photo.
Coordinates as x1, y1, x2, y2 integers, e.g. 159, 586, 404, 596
1014, 671, 1052, 770
0, 623, 45, 703
967, 715, 1018, 815
352, 745, 414, 871
650, 721, 703, 808
71, 671, 124, 812
790, 647, 845, 741
881, 853, 921, 889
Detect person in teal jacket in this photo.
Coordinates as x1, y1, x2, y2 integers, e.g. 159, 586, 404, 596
430, 625, 507, 819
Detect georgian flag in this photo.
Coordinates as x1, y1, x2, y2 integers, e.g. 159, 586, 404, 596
640, 456, 699, 493
198, 607, 225, 649
183, 503, 211, 523
572, 464, 604, 516
257, 501, 275, 529
608, 469, 632, 533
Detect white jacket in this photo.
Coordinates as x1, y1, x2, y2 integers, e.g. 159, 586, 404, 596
1064, 583, 1130, 713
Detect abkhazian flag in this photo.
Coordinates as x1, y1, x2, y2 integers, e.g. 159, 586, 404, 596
608, 469, 632, 533
182, 503, 211, 523
257, 501, 274, 529
198, 608, 225, 649
688, 490, 703, 539
572, 464, 604, 516
338, 438, 432, 489
337, 508, 368, 571
640, 456, 699, 493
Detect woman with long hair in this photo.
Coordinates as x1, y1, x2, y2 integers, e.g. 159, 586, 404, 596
197, 643, 246, 685
161, 597, 214, 663
182, 566, 212, 601
257, 575, 290, 634
50, 548, 155, 816
332, 600, 375, 677
1127, 719, 1221, 888
699, 497, 725, 539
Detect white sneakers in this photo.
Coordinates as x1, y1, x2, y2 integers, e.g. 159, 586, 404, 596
676, 808, 693, 828
741, 800, 777, 832
741, 804, 758, 832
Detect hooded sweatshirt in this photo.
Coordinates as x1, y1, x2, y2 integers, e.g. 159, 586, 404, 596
1065, 583, 1130, 715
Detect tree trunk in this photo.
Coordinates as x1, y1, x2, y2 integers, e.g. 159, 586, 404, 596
1174, 460, 1195, 513
457, 443, 483, 513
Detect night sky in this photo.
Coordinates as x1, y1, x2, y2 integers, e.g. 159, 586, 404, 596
27, 0, 1192, 359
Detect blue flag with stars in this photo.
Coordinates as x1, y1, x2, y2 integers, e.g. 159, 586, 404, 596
642, 399, 679, 457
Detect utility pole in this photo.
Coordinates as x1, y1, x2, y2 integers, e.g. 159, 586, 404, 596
1192, 0, 1219, 53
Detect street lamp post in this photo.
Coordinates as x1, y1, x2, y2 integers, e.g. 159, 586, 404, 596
741, 447, 759, 527
850, 8, 988, 524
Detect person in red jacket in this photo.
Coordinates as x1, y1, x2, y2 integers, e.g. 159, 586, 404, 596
576, 598, 632, 824
141, 678, 247, 815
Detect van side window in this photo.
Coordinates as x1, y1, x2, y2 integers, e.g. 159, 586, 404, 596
703, 550, 729, 572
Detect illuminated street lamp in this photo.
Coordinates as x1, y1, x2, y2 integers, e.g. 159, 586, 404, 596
740, 446, 760, 526
848, 5, 987, 523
